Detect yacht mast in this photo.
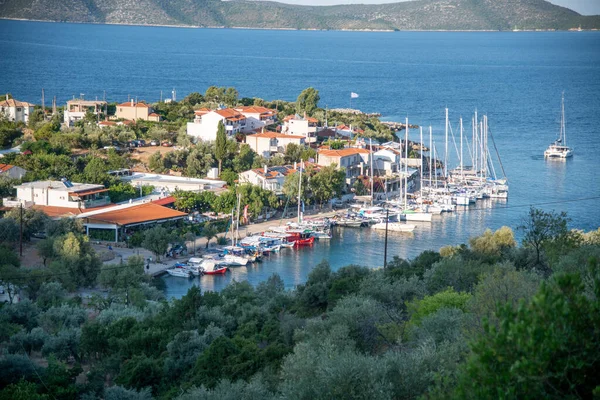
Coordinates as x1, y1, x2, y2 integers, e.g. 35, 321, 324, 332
297, 160, 303, 223
444, 108, 448, 179
429, 126, 433, 189
420, 126, 423, 200
460, 117, 464, 181
370, 137, 374, 206
561, 92, 566, 146
404, 118, 409, 208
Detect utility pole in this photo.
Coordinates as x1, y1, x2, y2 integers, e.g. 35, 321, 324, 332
383, 208, 389, 268
19, 203, 23, 257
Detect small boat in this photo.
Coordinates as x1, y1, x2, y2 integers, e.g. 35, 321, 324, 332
202, 261, 228, 275
222, 254, 249, 266
310, 230, 332, 240
371, 222, 416, 233
295, 236, 315, 246
399, 210, 433, 222
336, 219, 364, 228
166, 266, 193, 278
280, 241, 296, 249
544, 92, 573, 159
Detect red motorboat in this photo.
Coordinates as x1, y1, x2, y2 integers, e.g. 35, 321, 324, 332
294, 236, 315, 246
202, 261, 228, 275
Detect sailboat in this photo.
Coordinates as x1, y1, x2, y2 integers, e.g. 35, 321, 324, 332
544, 93, 573, 159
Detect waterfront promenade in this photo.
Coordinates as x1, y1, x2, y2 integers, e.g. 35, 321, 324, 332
92, 207, 343, 277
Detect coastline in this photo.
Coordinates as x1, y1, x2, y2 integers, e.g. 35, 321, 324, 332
1, 18, 596, 33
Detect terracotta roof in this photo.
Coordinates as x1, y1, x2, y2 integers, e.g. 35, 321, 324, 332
151, 196, 176, 206
214, 108, 245, 120
246, 131, 305, 139
33, 204, 113, 218
148, 113, 161, 117
117, 101, 151, 108
86, 203, 187, 226
284, 114, 318, 123
98, 121, 116, 126
235, 106, 276, 115
0, 164, 16, 172
0, 99, 35, 108
194, 108, 211, 116
68, 188, 109, 197
318, 148, 371, 157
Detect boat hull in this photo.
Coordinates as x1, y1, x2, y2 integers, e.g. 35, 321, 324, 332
371, 222, 416, 232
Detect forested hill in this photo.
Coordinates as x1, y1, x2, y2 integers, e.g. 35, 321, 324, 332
1, 0, 599, 31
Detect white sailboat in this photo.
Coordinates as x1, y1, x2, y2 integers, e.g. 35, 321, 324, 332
544, 92, 573, 159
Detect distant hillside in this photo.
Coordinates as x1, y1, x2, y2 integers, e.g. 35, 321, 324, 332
1, 0, 598, 30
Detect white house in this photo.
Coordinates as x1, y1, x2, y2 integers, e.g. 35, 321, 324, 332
234, 106, 277, 133
373, 147, 403, 176
239, 165, 296, 194
317, 147, 371, 184
13, 180, 110, 209
64, 99, 107, 126
0, 164, 27, 180
245, 131, 306, 158
282, 114, 319, 142
187, 108, 246, 141
0, 98, 35, 123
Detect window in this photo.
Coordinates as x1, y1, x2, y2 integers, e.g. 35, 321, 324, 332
17, 107, 21, 112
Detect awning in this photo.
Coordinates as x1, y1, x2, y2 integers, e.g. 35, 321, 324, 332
69, 188, 109, 197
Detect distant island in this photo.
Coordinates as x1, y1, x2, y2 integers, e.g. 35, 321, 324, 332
1, 0, 599, 31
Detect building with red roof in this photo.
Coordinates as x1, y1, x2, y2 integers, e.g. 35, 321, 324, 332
0, 97, 35, 123
245, 130, 306, 158
116, 100, 156, 121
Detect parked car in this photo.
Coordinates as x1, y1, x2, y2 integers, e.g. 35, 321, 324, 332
161, 141, 173, 147
150, 140, 158, 146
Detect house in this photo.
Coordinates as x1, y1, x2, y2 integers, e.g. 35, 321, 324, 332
245, 131, 305, 158
98, 120, 117, 128
282, 114, 319, 142
148, 113, 162, 122
0, 164, 27, 180
64, 99, 107, 126
239, 165, 295, 194
234, 106, 277, 133
317, 147, 371, 184
0, 97, 35, 123
335, 124, 364, 138
187, 108, 246, 141
12, 180, 111, 210
373, 147, 403, 176
115, 100, 155, 121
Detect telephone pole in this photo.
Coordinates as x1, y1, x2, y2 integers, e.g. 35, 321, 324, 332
19, 203, 23, 257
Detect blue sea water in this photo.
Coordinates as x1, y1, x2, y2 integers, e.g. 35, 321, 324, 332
1, 20, 599, 296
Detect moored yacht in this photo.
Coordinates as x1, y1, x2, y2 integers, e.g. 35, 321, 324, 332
545, 93, 573, 159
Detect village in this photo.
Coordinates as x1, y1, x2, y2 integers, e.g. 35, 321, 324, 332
0, 87, 507, 282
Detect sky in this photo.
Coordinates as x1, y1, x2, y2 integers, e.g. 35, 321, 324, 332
263, 0, 600, 15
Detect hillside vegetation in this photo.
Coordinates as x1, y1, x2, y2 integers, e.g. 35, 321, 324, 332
1, 0, 599, 30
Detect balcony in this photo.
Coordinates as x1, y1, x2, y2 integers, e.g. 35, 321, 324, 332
82, 196, 111, 209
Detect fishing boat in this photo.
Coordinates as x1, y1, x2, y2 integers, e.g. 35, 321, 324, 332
202, 261, 228, 275
544, 93, 573, 159
371, 222, 416, 233
310, 230, 332, 240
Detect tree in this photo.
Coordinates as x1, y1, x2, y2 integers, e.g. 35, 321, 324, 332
469, 226, 516, 259
204, 86, 225, 103
142, 226, 172, 262
203, 223, 217, 249
183, 92, 204, 106
519, 207, 573, 268
215, 121, 228, 176
284, 143, 303, 164
309, 165, 345, 207
282, 170, 310, 205
352, 178, 367, 195
406, 288, 471, 326
224, 87, 239, 106
452, 266, 600, 399
0, 218, 20, 245
50, 232, 101, 289
5, 208, 49, 241
233, 144, 255, 172
296, 87, 320, 115
0, 120, 23, 148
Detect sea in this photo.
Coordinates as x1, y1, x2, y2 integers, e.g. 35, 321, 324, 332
1, 20, 599, 297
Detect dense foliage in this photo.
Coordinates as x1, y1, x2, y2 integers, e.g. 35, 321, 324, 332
0, 209, 598, 399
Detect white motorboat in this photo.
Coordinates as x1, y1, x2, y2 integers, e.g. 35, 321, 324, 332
399, 210, 433, 222
545, 92, 573, 159
371, 222, 416, 233
310, 231, 332, 240
222, 254, 249, 266
166, 266, 193, 278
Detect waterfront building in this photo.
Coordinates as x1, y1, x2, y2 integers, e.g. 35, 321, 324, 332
317, 147, 371, 184
187, 108, 246, 141
63, 99, 107, 126
245, 131, 306, 158
118, 171, 227, 194
0, 97, 35, 123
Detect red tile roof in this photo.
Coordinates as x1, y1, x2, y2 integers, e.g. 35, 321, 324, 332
214, 108, 246, 121
86, 203, 187, 226
117, 101, 151, 108
0, 164, 16, 173
98, 121, 116, 126
0, 99, 35, 108
318, 148, 371, 157
33, 204, 113, 218
235, 106, 276, 115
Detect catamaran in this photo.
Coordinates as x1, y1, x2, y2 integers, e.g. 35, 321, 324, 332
544, 92, 573, 159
